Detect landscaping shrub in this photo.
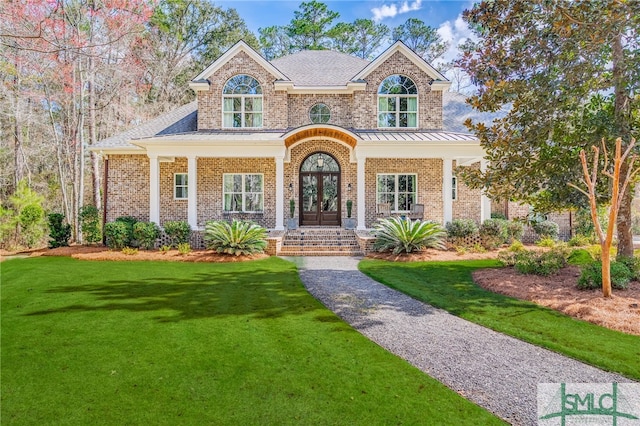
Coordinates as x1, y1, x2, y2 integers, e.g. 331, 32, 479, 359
104, 221, 129, 249
578, 261, 633, 290
79, 205, 101, 244
568, 234, 592, 247
204, 219, 267, 255
532, 220, 559, 239
47, 213, 71, 248
114, 216, 138, 246
446, 219, 478, 239
508, 240, 525, 252
490, 212, 507, 220
505, 247, 568, 276
374, 217, 446, 254
616, 256, 640, 281
536, 236, 556, 248
132, 221, 161, 250
163, 220, 191, 247
567, 249, 594, 266
178, 242, 192, 255
479, 218, 508, 249
506, 221, 524, 242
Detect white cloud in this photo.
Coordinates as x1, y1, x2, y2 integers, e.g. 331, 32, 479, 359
435, 15, 477, 66
371, 0, 422, 22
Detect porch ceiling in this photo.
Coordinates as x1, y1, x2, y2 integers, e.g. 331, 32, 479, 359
284, 127, 357, 148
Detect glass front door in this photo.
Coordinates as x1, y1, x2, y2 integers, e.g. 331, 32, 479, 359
299, 153, 340, 226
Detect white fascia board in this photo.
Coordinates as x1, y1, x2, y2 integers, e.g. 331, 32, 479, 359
192, 41, 288, 82
88, 146, 144, 155
273, 81, 366, 94
189, 81, 210, 92
430, 81, 452, 91
352, 40, 448, 82
355, 141, 485, 160
132, 140, 286, 158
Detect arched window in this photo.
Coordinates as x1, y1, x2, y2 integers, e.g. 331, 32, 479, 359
300, 153, 340, 172
309, 103, 330, 124
377, 75, 418, 128
223, 75, 263, 128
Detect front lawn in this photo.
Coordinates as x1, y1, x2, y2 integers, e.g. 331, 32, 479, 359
1, 257, 504, 425
359, 259, 640, 381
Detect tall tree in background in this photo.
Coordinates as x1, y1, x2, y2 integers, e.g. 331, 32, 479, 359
458, 0, 640, 257
145, 0, 258, 111
327, 22, 356, 54
392, 18, 448, 62
259, 25, 292, 60
287, 0, 339, 50
351, 19, 389, 60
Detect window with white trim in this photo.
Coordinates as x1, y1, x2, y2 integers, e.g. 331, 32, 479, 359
376, 174, 417, 212
452, 176, 457, 201
309, 103, 330, 123
223, 75, 262, 128
377, 75, 418, 128
223, 174, 264, 212
174, 173, 188, 200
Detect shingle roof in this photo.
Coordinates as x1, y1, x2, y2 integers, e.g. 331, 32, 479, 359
93, 101, 197, 149
271, 50, 370, 86
442, 91, 506, 133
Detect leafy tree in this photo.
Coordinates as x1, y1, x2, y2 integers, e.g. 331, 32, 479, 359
327, 22, 356, 54
287, 1, 340, 50
259, 26, 292, 60
457, 0, 640, 257
0, 180, 47, 248
351, 19, 389, 59
392, 18, 448, 62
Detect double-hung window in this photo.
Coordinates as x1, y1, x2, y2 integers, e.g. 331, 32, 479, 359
174, 173, 188, 200
223, 174, 264, 212
223, 75, 263, 128
378, 75, 418, 128
377, 174, 417, 212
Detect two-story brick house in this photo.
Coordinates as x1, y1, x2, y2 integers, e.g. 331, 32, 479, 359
93, 40, 489, 236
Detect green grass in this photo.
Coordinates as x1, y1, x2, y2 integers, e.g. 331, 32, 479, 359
1, 257, 504, 425
359, 259, 640, 381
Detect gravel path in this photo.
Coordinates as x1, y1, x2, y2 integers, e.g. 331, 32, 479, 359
287, 256, 635, 426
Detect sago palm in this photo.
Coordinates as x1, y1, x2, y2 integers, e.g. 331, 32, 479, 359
204, 219, 268, 255
373, 217, 446, 254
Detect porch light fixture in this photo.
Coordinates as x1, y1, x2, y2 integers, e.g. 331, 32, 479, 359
288, 183, 293, 193
317, 154, 324, 168
347, 183, 352, 192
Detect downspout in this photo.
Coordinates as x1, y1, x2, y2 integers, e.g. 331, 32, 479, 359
102, 155, 109, 245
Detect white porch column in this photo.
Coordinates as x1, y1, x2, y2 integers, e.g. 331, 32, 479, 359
275, 155, 285, 230
187, 156, 198, 229
357, 157, 366, 230
480, 159, 491, 222
149, 154, 160, 224
442, 158, 453, 225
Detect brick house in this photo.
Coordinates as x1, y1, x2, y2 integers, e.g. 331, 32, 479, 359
93, 40, 491, 242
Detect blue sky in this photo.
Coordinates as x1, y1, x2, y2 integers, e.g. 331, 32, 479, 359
218, 0, 476, 64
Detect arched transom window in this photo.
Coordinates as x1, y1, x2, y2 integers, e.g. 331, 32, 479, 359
377, 75, 418, 128
300, 153, 340, 172
309, 103, 330, 124
223, 75, 263, 128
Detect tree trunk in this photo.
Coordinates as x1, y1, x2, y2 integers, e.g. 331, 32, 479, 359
88, 55, 101, 210
602, 247, 612, 297
612, 32, 633, 258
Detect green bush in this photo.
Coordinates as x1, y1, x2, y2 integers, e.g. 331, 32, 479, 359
163, 220, 191, 247
104, 221, 130, 249
616, 256, 640, 281
114, 216, 138, 247
567, 249, 594, 266
536, 236, 556, 248
506, 221, 524, 242
578, 261, 633, 290
568, 234, 592, 247
506, 248, 568, 276
374, 217, 446, 254
479, 219, 508, 248
79, 205, 101, 244
20, 204, 46, 247
204, 219, 267, 256
532, 220, 559, 239
446, 219, 478, 239
132, 221, 161, 250
47, 213, 71, 248
491, 212, 507, 220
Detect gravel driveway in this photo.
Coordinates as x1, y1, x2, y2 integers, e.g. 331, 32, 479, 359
287, 256, 635, 425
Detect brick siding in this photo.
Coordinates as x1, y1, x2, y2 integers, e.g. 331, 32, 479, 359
106, 155, 149, 222
452, 161, 481, 223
